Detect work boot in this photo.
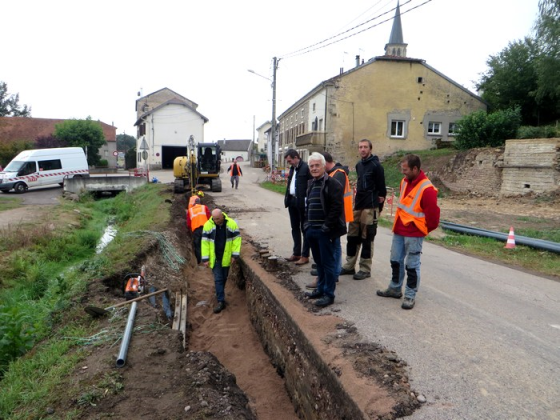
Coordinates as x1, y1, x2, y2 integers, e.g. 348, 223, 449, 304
314, 296, 334, 308
376, 288, 403, 299
286, 255, 301, 262
339, 267, 355, 276
353, 270, 371, 280
304, 290, 323, 299
305, 278, 318, 290
213, 301, 226, 313
401, 298, 415, 310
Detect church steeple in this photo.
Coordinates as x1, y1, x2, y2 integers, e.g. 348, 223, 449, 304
384, 1, 408, 57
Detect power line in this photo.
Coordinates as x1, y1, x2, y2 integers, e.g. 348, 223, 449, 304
280, 0, 433, 60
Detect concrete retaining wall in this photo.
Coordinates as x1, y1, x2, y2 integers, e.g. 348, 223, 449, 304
238, 245, 369, 420
500, 138, 560, 196
64, 176, 147, 194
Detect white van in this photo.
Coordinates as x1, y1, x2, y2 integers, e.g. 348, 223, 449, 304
0, 147, 89, 193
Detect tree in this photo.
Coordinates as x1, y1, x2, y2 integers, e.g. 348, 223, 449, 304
0, 81, 31, 117
116, 133, 136, 153
54, 117, 106, 166
477, 39, 541, 125
535, 0, 560, 117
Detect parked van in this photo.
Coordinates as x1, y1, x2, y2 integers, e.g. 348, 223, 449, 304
0, 147, 89, 193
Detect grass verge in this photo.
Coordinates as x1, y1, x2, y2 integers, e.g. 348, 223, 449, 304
0, 183, 172, 419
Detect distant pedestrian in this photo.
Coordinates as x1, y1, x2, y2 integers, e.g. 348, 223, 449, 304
303, 152, 346, 308
377, 154, 440, 310
340, 139, 387, 280
228, 158, 243, 189
284, 149, 312, 266
186, 197, 210, 264
201, 209, 242, 314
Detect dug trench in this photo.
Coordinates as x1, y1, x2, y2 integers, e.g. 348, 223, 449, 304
61, 190, 419, 420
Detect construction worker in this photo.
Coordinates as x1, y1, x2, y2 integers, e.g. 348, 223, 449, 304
377, 154, 440, 310
228, 158, 243, 189
124, 274, 144, 301
201, 209, 242, 314
187, 190, 204, 210
186, 197, 211, 264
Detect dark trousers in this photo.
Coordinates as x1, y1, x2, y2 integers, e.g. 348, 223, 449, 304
306, 227, 337, 300
192, 226, 203, 264
212, 258, 230, 302
288, 197, 309, 258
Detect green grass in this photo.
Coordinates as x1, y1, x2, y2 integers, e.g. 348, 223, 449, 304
0, 183, 172, 419
0, 196, 22, 212
260, 181, 287, 194
380, 148, 457, 189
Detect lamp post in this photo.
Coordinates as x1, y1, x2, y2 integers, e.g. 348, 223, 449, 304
248, 56, 279, 173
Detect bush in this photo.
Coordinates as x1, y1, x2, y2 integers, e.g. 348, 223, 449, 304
455, 107, 522, 149
98, 159, 109, 168
517, 125, 559, 139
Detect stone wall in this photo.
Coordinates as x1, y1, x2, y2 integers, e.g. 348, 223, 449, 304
500, 138, 560, 196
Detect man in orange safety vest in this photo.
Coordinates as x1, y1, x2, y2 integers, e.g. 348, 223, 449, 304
376, 154, 440, 310
186, 197, 211, 263
227, 158, 243, 189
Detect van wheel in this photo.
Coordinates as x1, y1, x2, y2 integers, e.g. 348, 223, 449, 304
14, 182, 27, 194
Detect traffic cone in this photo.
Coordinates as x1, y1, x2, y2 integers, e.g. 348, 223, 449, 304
504, 226, 516, 249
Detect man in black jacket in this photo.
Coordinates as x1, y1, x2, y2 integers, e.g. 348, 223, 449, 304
303, 152, 347, 308
340, 139, 387, 280
284, 149, 312, 265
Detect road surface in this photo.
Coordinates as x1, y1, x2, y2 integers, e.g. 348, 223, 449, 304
187, 163, 560, 420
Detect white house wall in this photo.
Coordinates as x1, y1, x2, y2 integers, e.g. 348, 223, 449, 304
144, 104, 205, 168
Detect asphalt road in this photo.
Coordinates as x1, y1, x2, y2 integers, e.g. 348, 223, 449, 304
6, 167, 559, 419
184, 163, 560, 420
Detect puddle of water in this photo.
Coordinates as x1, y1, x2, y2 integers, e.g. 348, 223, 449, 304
96, 224, 118, 254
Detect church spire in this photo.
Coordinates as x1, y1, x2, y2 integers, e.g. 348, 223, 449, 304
385, 1, 408, 57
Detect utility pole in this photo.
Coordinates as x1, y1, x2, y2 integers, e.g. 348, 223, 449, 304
271, 56, 278, 173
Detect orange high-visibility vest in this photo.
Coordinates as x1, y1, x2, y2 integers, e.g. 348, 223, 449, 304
329, 168, 354, 222
125, 276, 140, 293
188, 195, 198, 210
393, 178, 437, 236
188, 204, 209, 231
229, 163, 241, 176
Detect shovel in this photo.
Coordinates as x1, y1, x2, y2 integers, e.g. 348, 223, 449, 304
84, 288, 169, 317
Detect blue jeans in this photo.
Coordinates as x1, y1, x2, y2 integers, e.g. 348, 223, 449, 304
333, 237, 342, 274
388, 234, 424, 299
306, 227, 337, 300
212, 259, 230, 302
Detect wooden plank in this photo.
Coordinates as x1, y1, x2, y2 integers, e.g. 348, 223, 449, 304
172, 291, 181, 330
180, 294, 188, 349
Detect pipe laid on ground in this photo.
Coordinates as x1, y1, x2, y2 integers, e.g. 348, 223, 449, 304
116, 301, 138, 368
440, 221, 560, 254
161, 290, 173, 320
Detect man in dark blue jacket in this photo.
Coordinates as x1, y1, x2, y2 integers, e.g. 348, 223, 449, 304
340, 139, 387, 280
303, 152, 347, 308
284, 149, 312, 265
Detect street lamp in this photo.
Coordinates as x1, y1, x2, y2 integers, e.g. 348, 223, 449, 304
248, 56, 279, 173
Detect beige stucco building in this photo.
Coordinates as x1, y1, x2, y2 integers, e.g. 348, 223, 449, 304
277, 3, 487, 167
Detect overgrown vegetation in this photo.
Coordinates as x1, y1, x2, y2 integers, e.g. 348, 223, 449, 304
0, 184, 171, 419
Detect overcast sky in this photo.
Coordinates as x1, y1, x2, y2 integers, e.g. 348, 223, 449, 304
4, 0, 539, 144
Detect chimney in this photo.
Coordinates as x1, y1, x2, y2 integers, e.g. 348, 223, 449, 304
356, 55, 360, 67
340, 67, 344, 74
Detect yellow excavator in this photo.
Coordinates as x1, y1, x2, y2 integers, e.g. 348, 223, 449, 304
173, 136, 222, 193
